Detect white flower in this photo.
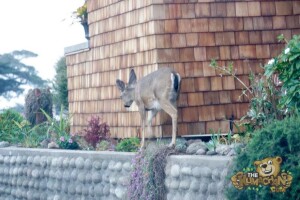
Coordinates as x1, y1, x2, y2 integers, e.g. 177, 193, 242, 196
284, 48, 290, 54
268, 59, 275, 65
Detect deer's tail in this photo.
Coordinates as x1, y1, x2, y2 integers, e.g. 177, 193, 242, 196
172, 72, 181, 93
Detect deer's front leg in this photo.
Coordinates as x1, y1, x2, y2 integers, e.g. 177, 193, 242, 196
147, 110, 158, 137
139, 109, 146, 148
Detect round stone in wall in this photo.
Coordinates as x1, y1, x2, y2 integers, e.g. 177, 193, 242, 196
103, 185, 110, 196
31, 169, 40, 178
102, 160, 108, 169
184, 192, 197, 200
122, 162, 131, 171
108, 160, 115, 170
92, 172, 102, 183
172, 192, 182, 200
40, 156, 47, 167
114, 162, 122, 171
192, 167, 202, 177
170, 165, 180, 178
115, 187, 125, 199
68, 184, 76, 195
0, 155, 4, 163
4, 156, 10, 164
199, 182, 208, 194
10, 156, 16, 165
69, 158, 76, 168
62, 158, 69, 168
77, 172, 86, 183
16, 156, 22, 164
84, 159, 92, 169
94, 183, 104, 196
51, 158, 58, 167
109, 175, 117, 185
76, 184, 83, 194
181, 167, 192, 175
202, 167, 212, 178
179, 179, 190, 190
56, 157, 64, 168
75, 157, 85, 169
190, 180, 200, 192
33, 156, 40, 166
169, 179, 180, 190
208, 182, 218, 194
212, 169, 220, 181
93, 161, 102, 170
85, 172, 92, 182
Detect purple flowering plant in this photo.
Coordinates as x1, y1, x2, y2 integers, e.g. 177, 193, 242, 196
128, 146, 175, 200
82, 116, 110, 148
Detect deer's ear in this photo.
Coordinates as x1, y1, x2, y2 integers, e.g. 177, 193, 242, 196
129, 69, 137, 85
116, 79, 125, 91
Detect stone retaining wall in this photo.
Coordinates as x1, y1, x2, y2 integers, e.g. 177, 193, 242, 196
0, 148, 231, 199
165, 155, 231, 200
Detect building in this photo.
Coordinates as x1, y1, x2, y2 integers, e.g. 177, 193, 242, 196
65, 0, 300, 138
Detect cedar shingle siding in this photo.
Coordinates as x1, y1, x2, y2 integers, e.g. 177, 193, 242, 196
66, 0, 300, 138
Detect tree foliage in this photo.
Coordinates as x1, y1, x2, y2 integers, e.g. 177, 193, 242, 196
25, 88, 53, 126
53, 57, 68, 110
0, 50, 45, 97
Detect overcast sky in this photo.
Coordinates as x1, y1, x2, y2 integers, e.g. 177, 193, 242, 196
0, 0, 86, 108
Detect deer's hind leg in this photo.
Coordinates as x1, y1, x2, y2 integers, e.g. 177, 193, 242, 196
159, 100, 178, 148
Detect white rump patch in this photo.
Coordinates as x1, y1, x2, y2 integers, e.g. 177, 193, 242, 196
171, 73, 175, 89
176, 73, 181, 83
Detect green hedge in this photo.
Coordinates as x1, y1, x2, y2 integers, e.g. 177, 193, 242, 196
0, 109, 24, 143
226, 116, 300, 200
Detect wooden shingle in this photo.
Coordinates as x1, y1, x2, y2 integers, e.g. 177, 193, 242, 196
235, 2, 248, 17
195, 3, 210, 17
199, 106, 215, 121
275, 1, 293, 16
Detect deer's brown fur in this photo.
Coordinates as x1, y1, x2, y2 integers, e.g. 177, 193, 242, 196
116, 67, 181, 147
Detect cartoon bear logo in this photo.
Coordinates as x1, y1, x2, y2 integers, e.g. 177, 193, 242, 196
231, 156, 292, 192
254, 156, 282, 177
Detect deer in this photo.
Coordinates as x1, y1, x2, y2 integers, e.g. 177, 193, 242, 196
116, 67, 181, 148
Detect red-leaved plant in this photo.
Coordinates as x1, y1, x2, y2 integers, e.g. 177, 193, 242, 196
82, 116, 110, 148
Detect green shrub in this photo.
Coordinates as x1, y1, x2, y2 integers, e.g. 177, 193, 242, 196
0, 109, 25, 143
57, 135, 79, 150
0, 109, 49, 147
14, 120, 43, 148
115, 137, 140, 152
226, 116, 300, 200
265, 34, 300, 111
41, 107, 79, 150
96, 140, 115, 151
41, 107, 70, 139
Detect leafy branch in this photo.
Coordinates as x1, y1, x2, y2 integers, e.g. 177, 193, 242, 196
210, 59, 253, 97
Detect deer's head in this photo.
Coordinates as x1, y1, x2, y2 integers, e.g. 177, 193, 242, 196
116, 69, 137, 108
